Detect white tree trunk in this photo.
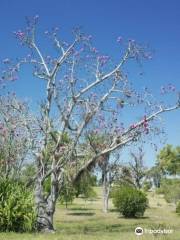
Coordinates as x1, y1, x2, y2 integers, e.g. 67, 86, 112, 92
103, 183, 109, 213
102, 158, 110, 213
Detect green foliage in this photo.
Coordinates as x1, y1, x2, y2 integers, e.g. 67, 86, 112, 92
60, 132, 71, 144
74, 172, 97, 199
48, 131, 70, 144
156, 178, 180, 203
58, 172, 97, 207
157, 145, 180, 175
59, 182, 76, 208
21, 164, 36, 186
143, 181, 152, 192
147, 165, 162, 188
159, 179, 180, 203
176, 201, 180, 214
42, 131, 71, 164
0, 179, 36, 232
83, 186, 97, 200
112, 186, 148, 218
43, 176, 51, 196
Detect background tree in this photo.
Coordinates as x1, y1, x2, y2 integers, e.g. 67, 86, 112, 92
0, 94, 36, 179
85, 132, 111, 213
129, 147, 146, 189
85, 132, 124, 213
146, 165, 162, 188
157, 144, 180, 176
74, 171, 97, 200
59, 178, 76, 209
112, 165, 134, 187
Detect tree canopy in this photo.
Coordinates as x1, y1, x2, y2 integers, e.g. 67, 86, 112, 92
157, 144, 180, 175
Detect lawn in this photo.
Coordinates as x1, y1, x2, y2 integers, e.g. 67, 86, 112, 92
0, 187, 180, 240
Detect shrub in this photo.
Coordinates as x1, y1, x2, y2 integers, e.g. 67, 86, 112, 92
112, 186, 148, 218
59, 182, 76, 208
176, 201, 180, 214
164, 186, 180, 203
143, 181, 152, 192
156, 179, 180, 203
74, 171, 97, 199
0, 178, 36, 232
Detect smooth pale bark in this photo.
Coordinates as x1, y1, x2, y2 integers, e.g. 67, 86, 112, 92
102, 156, 110, 213
34, 171, 59, 232
102, 176, 110, 213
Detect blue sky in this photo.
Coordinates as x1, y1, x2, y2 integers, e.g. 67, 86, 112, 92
0, 0, 180, 166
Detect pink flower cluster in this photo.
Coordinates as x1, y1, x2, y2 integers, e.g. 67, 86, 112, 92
14, 30, 25, 41
98, 55, 110, 66
130, 123, 137, 129
161, 84, 176, 94
143, 115, 149, 134
130, 115, 149, 134
91, 47, 98, 54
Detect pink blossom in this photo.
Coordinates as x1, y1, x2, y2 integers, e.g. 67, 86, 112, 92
14, 30, 25, 40
130, 124, 137, 129
91, 47, 98, 54
98, 55, 110, 66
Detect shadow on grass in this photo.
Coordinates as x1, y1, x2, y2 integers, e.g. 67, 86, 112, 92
82, 223, 124, 234
69, 207, 94, 211
109, 208, 119, 213
67, 212, 95, 216
56, 223, 138, 234
78, 197, 101, 201
118, 215, 149, 219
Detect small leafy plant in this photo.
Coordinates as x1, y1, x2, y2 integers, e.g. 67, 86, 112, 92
0, 178, 36, 232
112, 185, 148, 218
176, 201, 180, 214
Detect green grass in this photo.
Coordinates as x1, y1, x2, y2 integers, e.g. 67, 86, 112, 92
0, 187, 180, 240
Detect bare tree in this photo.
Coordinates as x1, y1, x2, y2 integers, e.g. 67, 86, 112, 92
129, 147, 146, 189
0, 94, 36, 178
2, 16, 179, 232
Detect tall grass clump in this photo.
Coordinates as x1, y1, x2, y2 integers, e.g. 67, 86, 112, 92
0, 178, 36, 232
